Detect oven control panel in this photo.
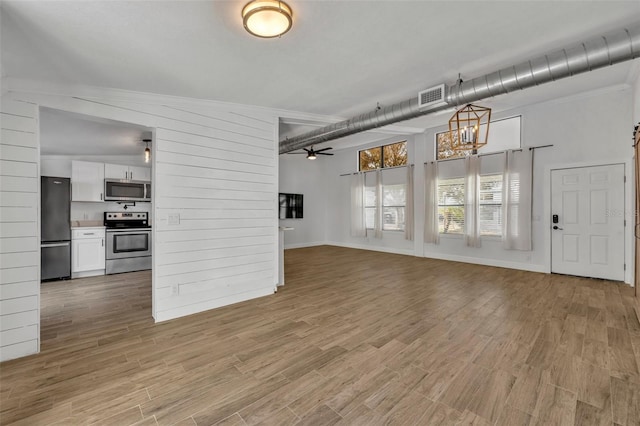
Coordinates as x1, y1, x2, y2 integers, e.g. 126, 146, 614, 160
105, 212, 148, 220
104, 212, 149, 229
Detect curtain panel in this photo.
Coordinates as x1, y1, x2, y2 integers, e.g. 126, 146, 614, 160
502, 149, 533, 250
405, 165, 415, 241
424, 162, 440, 244
373, 169, 383, 239
350, 173, 366, 238
464, 155, 482, 247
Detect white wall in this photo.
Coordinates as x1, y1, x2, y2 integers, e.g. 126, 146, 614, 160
635, 73, 640, 125
278, 154, 326, 248
0, 98, 40, 361
1, 81, 282, 361
283, 86, 635, 282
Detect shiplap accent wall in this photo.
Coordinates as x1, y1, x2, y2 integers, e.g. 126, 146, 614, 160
1, 85, 280, 359
0, 97, 40, 362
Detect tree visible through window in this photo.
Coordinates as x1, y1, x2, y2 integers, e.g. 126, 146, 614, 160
359, 141, 407, 171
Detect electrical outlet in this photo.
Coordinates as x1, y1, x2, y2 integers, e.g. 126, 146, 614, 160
172, 283, 179, 296
168, 213, 180, 225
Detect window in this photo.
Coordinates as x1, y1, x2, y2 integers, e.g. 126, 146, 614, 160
359, 141, 407, 171
364, 183, 406, 231
437, 177, 464, 234
479, 174, 503, 236
383, 184, 405, 231
436, 116, 521, 160
365, 186, 376, 229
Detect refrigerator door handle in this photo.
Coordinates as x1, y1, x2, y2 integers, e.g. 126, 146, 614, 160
41, 242, 70, 248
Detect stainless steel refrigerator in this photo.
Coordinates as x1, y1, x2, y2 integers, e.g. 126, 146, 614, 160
41, 176, 71, 280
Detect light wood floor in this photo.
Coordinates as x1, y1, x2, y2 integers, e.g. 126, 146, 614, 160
2, 246, 640, 425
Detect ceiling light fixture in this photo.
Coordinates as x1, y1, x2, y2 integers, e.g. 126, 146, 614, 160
448, 104, 492, 152
143, 139, 151, 163
242, 0, 293, 38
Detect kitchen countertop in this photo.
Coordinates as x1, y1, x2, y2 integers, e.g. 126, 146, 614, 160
71, 220, 105, 228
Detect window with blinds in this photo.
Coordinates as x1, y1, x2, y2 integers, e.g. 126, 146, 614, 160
479, 174, 503, 236
364, 184, 406, 231
437, 177, 465, 234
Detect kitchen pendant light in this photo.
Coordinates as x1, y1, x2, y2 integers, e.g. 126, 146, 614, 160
143, 140, 151, 163
242, 0, 293, 38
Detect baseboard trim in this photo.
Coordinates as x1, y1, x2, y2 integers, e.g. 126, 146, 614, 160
324, 241, 415, 257
422, 251, 547, 273
284, 241, 326, 250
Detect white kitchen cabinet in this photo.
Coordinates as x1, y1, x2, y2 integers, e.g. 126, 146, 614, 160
104, 163, 151, 181
71, 161, 105, 202
129, 166, 151, 181
72, 227, 106, 278
104, 163, 130, 180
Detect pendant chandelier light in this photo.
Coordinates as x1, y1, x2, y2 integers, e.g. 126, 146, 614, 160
448, 104, 492, 152
242, 0, 293, 38
143, 139, 151, 163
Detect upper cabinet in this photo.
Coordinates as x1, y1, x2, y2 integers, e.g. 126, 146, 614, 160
104, 163, 150, 181
129, 166, 151, 182
71, 161, 105, 202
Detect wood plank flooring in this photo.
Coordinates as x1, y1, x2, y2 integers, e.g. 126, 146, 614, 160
2, 245, 640, 425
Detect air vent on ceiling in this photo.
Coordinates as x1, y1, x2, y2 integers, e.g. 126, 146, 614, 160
418, 84, 447, 109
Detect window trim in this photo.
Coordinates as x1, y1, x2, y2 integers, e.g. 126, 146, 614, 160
358, 140, 407, 171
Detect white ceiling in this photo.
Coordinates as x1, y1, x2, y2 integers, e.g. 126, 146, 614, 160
2, 1, 640, 150
39, 108, 151, 156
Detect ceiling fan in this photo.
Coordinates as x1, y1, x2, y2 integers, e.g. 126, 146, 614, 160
288, 146, 334, 160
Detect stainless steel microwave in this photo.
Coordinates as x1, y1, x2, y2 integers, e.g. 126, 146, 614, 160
104, 179, 151, 202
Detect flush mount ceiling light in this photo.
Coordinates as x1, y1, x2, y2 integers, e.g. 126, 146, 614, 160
448, 104, 492, 152
242, 0, 293, 38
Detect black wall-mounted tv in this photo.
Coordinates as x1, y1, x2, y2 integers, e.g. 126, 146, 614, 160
279, 193, 303, 219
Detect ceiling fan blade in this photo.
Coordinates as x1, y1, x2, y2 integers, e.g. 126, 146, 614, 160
286, 152, 307, 154
318, 152, 334, 156
314, 147, 333, 153
303, 148, 311, 153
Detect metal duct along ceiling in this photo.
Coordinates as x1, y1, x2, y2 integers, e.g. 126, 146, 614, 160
279, 23, 640, 154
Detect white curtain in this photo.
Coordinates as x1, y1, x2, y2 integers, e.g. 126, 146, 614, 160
424, 162, 439, 244
350, 173, 366, 238
404, 165, 414, 241
464, 155, 481, 248
502, 149, 533, 250
373, 169, 383, 239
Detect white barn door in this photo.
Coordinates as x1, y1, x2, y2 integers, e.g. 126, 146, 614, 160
551, 164, 625, 281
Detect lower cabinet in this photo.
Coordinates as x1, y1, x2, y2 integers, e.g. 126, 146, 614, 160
72, 228, 105, 278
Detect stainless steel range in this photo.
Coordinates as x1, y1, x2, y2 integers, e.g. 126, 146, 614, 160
104, 212, 152, 274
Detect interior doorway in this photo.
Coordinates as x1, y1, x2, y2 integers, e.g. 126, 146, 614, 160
550, 164, 625, 281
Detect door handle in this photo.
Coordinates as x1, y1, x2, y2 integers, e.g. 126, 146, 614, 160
553, 225, 564, 230
41, 242, 70, 248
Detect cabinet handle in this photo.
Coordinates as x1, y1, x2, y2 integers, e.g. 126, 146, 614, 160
130, 171, 133, 180
84, 233, 95, 235
102, 238, 104, 247
100, 193, 103, 201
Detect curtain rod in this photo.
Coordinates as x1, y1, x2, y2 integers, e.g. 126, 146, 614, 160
424, 144, 553, 164
339, 163, 413, 177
